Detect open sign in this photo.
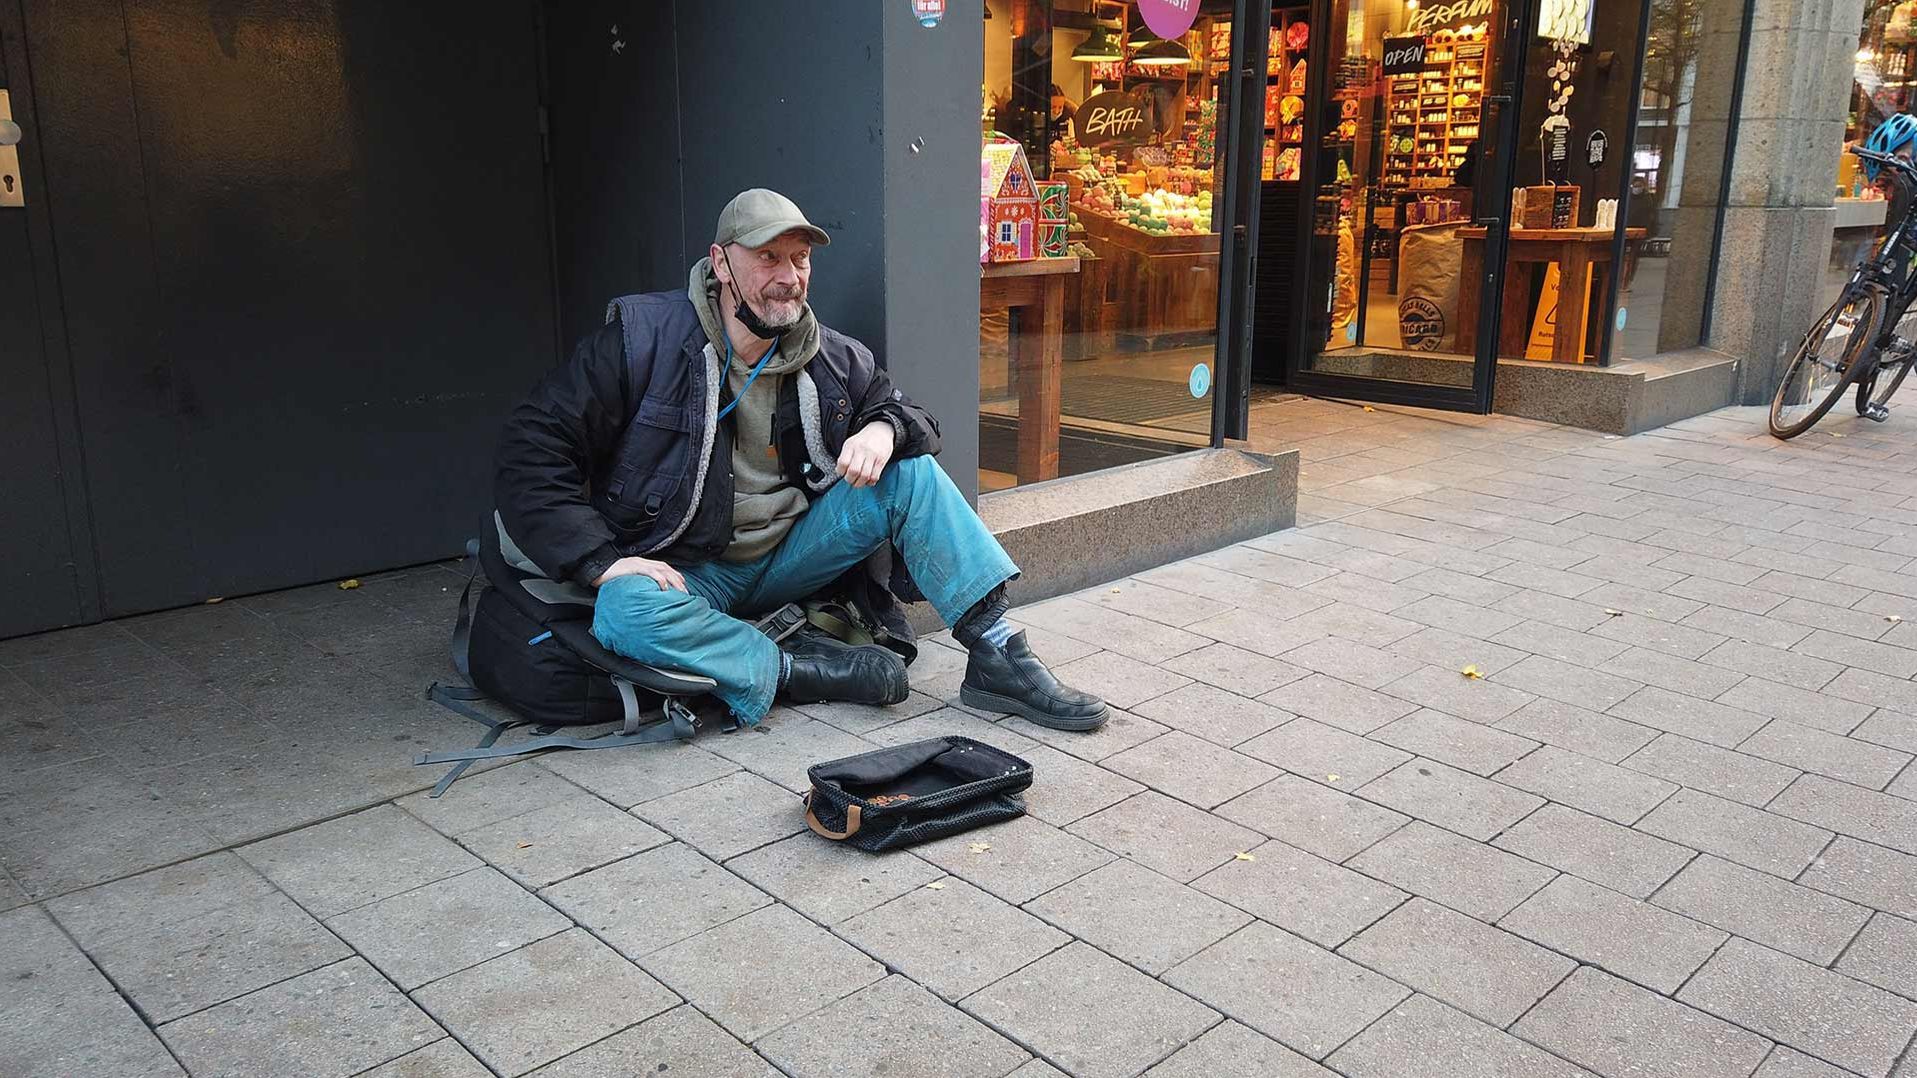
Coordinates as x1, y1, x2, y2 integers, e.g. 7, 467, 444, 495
1381, 36, 1427, 76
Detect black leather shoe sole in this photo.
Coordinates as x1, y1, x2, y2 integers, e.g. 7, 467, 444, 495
960, 684, 1109, 731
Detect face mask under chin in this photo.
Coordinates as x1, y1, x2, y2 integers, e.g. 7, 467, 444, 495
734, 295, 798, 340
720, 248, 801, 340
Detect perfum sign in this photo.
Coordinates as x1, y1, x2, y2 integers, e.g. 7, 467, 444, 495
1404, 0, 1493, 34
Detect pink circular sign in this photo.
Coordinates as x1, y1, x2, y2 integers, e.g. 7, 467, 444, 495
1137, 0, 1199, 40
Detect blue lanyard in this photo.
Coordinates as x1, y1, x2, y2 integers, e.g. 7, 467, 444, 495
717, 337, 777, 423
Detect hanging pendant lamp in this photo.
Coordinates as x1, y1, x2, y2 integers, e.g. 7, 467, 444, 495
1072, 24, 1123, 60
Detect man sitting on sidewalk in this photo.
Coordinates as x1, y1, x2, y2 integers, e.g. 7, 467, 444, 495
494, 188, 1106, 731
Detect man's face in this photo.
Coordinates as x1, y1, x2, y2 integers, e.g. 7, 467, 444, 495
713, 232, 812, 331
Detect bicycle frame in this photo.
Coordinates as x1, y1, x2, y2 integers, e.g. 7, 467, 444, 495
1847, 149, 1917, 362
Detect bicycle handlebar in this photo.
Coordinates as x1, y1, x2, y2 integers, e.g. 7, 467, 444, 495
1853, 146, 1917, 184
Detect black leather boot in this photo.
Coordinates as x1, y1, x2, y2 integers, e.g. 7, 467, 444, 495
780, 633, 910, 706
960, 631, 1108, 730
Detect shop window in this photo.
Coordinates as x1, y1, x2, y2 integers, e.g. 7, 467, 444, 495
1285, 0, 1713, 379
1610, 0, 1745, 358
1496, 0, 1648, 366
978, 0, 1233, 494
1821, 0, 1917, 324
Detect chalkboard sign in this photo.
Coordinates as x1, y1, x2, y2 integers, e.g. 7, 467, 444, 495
1381, 36, 1427, 76
1075, 91, 1154, 147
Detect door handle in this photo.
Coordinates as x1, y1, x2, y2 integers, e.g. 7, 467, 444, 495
0, 91, 22, 207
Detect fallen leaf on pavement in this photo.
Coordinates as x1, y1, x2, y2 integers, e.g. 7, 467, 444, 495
338, 579, 361, 590
968, 842, 991, 854
1603, 608, 1623, 617
1234, 852, 1256, 862
1460, 665, 1484, 679
1889, 615, 1904, 623
515, 841, 533, 849
926, 881, 946, 890
1327, 773, 1341, 782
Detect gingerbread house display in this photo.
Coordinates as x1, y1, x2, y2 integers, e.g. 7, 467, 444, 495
982, 139, 1039, 263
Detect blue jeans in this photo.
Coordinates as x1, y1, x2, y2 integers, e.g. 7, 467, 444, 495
591, 455, 1017, 724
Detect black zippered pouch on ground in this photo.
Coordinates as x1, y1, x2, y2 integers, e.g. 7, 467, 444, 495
802, 736, 1032, 851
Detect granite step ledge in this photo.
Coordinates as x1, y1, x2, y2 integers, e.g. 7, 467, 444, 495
977, 448, 1298, 606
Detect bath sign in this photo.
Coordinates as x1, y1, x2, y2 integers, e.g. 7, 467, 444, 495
1138, 0, 1200, 39
1076, 91, 1154, 147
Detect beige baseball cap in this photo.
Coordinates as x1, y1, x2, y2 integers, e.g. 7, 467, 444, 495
714, 188, 831, 249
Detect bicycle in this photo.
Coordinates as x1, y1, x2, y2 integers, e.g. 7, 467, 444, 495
1769, 147, 1917, 439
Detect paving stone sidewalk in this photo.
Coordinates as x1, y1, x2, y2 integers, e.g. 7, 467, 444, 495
6, 396, 1917, 1076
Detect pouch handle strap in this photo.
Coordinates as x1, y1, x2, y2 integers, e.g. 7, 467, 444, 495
803, 792, 862, 840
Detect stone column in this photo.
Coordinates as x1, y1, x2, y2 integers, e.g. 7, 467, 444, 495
1703, 0, 1865, 402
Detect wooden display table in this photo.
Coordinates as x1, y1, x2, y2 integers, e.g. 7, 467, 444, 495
1456, 226, 1647, 364
981, 257, 1081, 484
1075, 210, 1221, 345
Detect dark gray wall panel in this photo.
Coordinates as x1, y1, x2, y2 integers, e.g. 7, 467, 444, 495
24, 0, 556, 617
671, 0, 886, 351
545, 0, 685, 341
882, 0, 984, 497
0, 210, 81, 636
23, 0, 194, 615
0, 31, 86, 639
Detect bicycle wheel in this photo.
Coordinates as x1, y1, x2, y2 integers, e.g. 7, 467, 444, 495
1771, 287, 1883, 439
1867, 357, 1912, 411
1860, 299, 1916, 413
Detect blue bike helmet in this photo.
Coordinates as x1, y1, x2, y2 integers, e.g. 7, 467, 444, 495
1864, 113, 1917, 179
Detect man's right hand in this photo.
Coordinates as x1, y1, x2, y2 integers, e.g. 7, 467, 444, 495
592, 556, 687, 592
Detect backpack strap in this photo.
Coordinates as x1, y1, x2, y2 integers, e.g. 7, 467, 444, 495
416, 681, 695, 771
449, 540, 481, 681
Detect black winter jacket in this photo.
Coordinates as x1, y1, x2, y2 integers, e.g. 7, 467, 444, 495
494, 290, 941, 591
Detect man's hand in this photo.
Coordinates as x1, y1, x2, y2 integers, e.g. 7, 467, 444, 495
836, 420, 895, 488
592, 556, 687, 592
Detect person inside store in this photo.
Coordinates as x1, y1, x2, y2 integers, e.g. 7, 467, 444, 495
1864, 113, 1917, 227
1050, 84, 1078, 129
1452, 139, 1482, 218
494, 188, 1109, 732
1452, 139, 1478, 188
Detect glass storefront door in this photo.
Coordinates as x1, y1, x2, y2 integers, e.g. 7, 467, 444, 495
1277, 0, 1535, 410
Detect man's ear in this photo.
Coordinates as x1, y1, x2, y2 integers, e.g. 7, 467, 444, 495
709, 244, 729, 285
